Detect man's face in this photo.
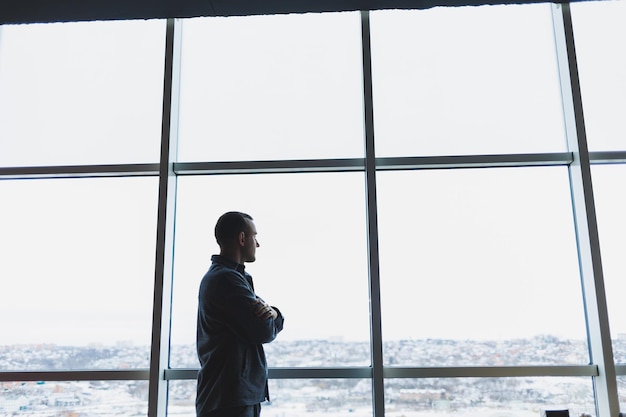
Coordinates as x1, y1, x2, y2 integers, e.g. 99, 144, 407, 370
242, 220, 259, 263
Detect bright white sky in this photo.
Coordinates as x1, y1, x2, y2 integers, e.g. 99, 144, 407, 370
1, 2, 626, 350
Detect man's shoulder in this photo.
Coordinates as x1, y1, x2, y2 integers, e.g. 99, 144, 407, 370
204, 263, 235, 280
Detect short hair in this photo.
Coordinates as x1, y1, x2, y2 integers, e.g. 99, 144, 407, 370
214, 211, 253, 246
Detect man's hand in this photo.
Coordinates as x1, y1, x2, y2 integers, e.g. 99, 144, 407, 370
252, 298, 278, 320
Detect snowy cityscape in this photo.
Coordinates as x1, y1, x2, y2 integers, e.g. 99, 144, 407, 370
2, 336, 624, 417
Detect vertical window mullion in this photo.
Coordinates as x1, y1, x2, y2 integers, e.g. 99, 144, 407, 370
148, 17, 182, 417
551, 3, 619, 416
360, 10, 386, 417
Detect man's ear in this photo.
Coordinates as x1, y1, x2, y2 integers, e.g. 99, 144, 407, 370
237, 231, 246, 246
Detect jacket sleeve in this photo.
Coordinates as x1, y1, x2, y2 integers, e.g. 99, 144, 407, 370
205, 272, 283, 345
272, 306, 285, 335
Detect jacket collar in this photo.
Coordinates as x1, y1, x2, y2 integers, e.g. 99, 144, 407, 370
211, 254, 246, 275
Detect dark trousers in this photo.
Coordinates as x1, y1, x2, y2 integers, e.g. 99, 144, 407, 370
205, 404, 261, 417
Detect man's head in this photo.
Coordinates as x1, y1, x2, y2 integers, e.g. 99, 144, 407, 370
215, 211, 259, 263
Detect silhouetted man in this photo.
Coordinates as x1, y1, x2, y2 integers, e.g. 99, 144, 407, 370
196, 211, 284, 417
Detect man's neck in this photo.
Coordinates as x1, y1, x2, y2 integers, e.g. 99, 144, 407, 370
219, 250, 243, 266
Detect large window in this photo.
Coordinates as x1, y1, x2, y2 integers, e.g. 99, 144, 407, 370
1, 2, 625, 417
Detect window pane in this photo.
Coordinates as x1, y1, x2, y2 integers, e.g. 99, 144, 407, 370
168, 379, 373, 416
377, 167, 587, 366
591, 165, 626, 362
0, 178, 158, 368
370, 4, 566, 157
572, 0, 626, 152
269, 379, 373, 416
384, 377, 595, 417
170, 173, 371, 367
619, 376, 626, 412
0, 20, 166, 166
0, 380, 149, 415
177, 12, 364, 162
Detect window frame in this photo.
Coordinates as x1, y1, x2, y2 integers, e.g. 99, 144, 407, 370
2, 3, 626, 417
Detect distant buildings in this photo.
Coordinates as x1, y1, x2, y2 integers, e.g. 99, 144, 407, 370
1, 336, 620, 417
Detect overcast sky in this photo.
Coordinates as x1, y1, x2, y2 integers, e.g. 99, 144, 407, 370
1, 2, 625, 350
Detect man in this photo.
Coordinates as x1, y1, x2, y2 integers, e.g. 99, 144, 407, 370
196, 211, 284, 417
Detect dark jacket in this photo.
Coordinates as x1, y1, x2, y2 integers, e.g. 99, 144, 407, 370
196, 255, 284, 416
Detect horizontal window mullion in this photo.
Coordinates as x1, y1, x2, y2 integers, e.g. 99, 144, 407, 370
384, 365, 598, 378
0, 365, 599, 382
173, 159, 366, 175
162, 365, 598, 381
589, 151, 626, 165
615, 364, 626, 375
376, 152, 574, 171
174, 153, 575, 176
3, 151, 625, 179
0, 369, 150, 382
0, 163, 160, 179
